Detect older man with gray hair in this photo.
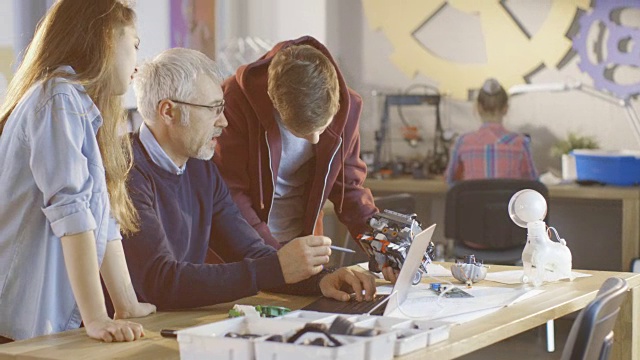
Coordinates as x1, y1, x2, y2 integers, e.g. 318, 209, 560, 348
121, 48, 376, 310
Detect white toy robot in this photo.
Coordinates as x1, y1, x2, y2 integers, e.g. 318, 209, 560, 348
509, 189, 574, 287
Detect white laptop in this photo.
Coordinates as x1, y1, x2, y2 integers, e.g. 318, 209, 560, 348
383, 224, 436, 315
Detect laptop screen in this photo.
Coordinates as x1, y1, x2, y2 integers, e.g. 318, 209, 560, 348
383, 224, 436, 316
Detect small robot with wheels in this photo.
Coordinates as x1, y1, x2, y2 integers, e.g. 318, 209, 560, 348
355, 209, 434, 285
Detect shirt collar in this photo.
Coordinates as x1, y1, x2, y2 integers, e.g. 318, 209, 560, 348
480, 122, 506, 130
54, 65, 103, 131
139, 122, 186, 175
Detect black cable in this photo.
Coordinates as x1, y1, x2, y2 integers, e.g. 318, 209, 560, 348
396, 84, 440, 131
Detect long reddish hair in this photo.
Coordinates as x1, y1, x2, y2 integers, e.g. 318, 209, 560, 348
0, 0, 139, 233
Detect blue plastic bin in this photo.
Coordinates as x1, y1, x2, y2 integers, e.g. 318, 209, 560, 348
572, 150, 640, 186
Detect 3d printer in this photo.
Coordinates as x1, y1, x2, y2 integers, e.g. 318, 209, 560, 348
371, 92, 453, 178
355, 209, 435, 285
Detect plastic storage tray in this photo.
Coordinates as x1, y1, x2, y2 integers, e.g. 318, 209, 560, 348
572, 149, 640, 186
176, 311, 452, 360
413, 319, 453, 345
352, 315, 414, 330
177, 317, 303, 360
283, 312, 397, 360
281, 310, 358, 324
255, 334, 367, 360
392, 329, 430, 356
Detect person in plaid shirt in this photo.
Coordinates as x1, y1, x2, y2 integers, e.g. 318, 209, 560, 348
445, 78, 538, 184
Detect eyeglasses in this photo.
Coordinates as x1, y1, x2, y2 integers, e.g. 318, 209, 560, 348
163, 99, 225, 117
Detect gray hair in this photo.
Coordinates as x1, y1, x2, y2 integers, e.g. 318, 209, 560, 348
134, 48, 222, 124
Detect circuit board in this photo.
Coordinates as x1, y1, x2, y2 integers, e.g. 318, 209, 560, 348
429, 285, 473, 298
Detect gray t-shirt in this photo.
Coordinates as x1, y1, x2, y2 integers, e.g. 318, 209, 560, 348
268, 119, 315, 243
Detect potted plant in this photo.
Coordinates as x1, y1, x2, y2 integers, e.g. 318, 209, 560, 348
551, 132, 599, 181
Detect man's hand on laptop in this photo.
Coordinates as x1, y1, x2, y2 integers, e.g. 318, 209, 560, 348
319, 268, 377, 302
278, 235, 332, 284
382, 264, 399, 284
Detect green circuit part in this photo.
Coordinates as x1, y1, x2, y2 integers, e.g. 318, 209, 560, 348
228, 305, 292, 318
228, 308, 245, 318
257, 305, 291, 317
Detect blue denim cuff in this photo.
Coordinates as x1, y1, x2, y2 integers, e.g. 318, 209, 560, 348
42, 202, 97, 237
107, 216, 122, 241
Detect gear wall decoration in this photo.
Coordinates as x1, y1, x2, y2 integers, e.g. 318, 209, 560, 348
572, 0, 640, 99
0, 47, 13, 86
362, 0, 589, 100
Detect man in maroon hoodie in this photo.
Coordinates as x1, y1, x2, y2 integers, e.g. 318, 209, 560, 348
215, 36, 390, 276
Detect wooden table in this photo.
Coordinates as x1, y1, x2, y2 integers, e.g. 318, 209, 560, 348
364, 178, 640, 272
1, 265, 638, 360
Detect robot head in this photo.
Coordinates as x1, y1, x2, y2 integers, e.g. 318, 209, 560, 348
508, 189, 547, 228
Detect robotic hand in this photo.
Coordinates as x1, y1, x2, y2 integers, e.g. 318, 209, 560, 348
355, 209, 435, 285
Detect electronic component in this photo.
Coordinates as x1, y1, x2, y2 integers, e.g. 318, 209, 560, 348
356, 209, 435, 285
451, 254, 488, 286
228, 304, 291, 318
429, 283, 473, 298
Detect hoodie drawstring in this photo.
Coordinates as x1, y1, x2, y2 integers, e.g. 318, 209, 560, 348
338, 133, 345, 214
258, 126, 265, 209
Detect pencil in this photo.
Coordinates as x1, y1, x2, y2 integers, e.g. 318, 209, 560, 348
330, 245, 356, 254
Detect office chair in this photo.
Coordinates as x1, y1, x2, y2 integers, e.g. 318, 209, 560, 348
561, 277, 628, 360
337, 193, 416, 267
445, 179, 549, 265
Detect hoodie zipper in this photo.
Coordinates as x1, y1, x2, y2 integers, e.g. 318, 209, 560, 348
312, 137, 342, 234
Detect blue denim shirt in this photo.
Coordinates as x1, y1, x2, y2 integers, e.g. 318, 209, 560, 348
0, 67, 121, 340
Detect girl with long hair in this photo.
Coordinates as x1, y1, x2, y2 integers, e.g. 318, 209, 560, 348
0, 0, 155, 342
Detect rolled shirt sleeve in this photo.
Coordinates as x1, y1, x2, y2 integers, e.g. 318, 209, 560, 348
107, 216, 122, 241
30, 93, 100, 238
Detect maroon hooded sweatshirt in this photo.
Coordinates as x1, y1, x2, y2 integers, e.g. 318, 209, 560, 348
214, 36, 378, 249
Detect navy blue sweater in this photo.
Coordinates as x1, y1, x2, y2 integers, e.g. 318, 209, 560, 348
122, 133, 323, 310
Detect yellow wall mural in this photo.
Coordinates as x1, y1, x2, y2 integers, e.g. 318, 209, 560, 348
0, 47, 13, 90
362, 0, 590, 100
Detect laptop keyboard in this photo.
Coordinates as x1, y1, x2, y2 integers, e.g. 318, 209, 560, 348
302, 294, 389, 315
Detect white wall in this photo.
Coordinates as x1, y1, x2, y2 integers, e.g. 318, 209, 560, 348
0, 1, 14, 97
271, 0, 326, 43
0, 0, 171, 108
217, 0, 327, 47
123, 0, 171, 108
0, 2, 14, 47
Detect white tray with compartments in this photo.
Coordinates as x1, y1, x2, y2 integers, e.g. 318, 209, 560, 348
280, 310, 359, 324
392, 328, 430, 356
351, 315, 414, 330
279, 311, 396, 359
176, 311, 453, 360
412, 319, 452, 346
254, 333, 368, 360
177, 317, 303, 360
